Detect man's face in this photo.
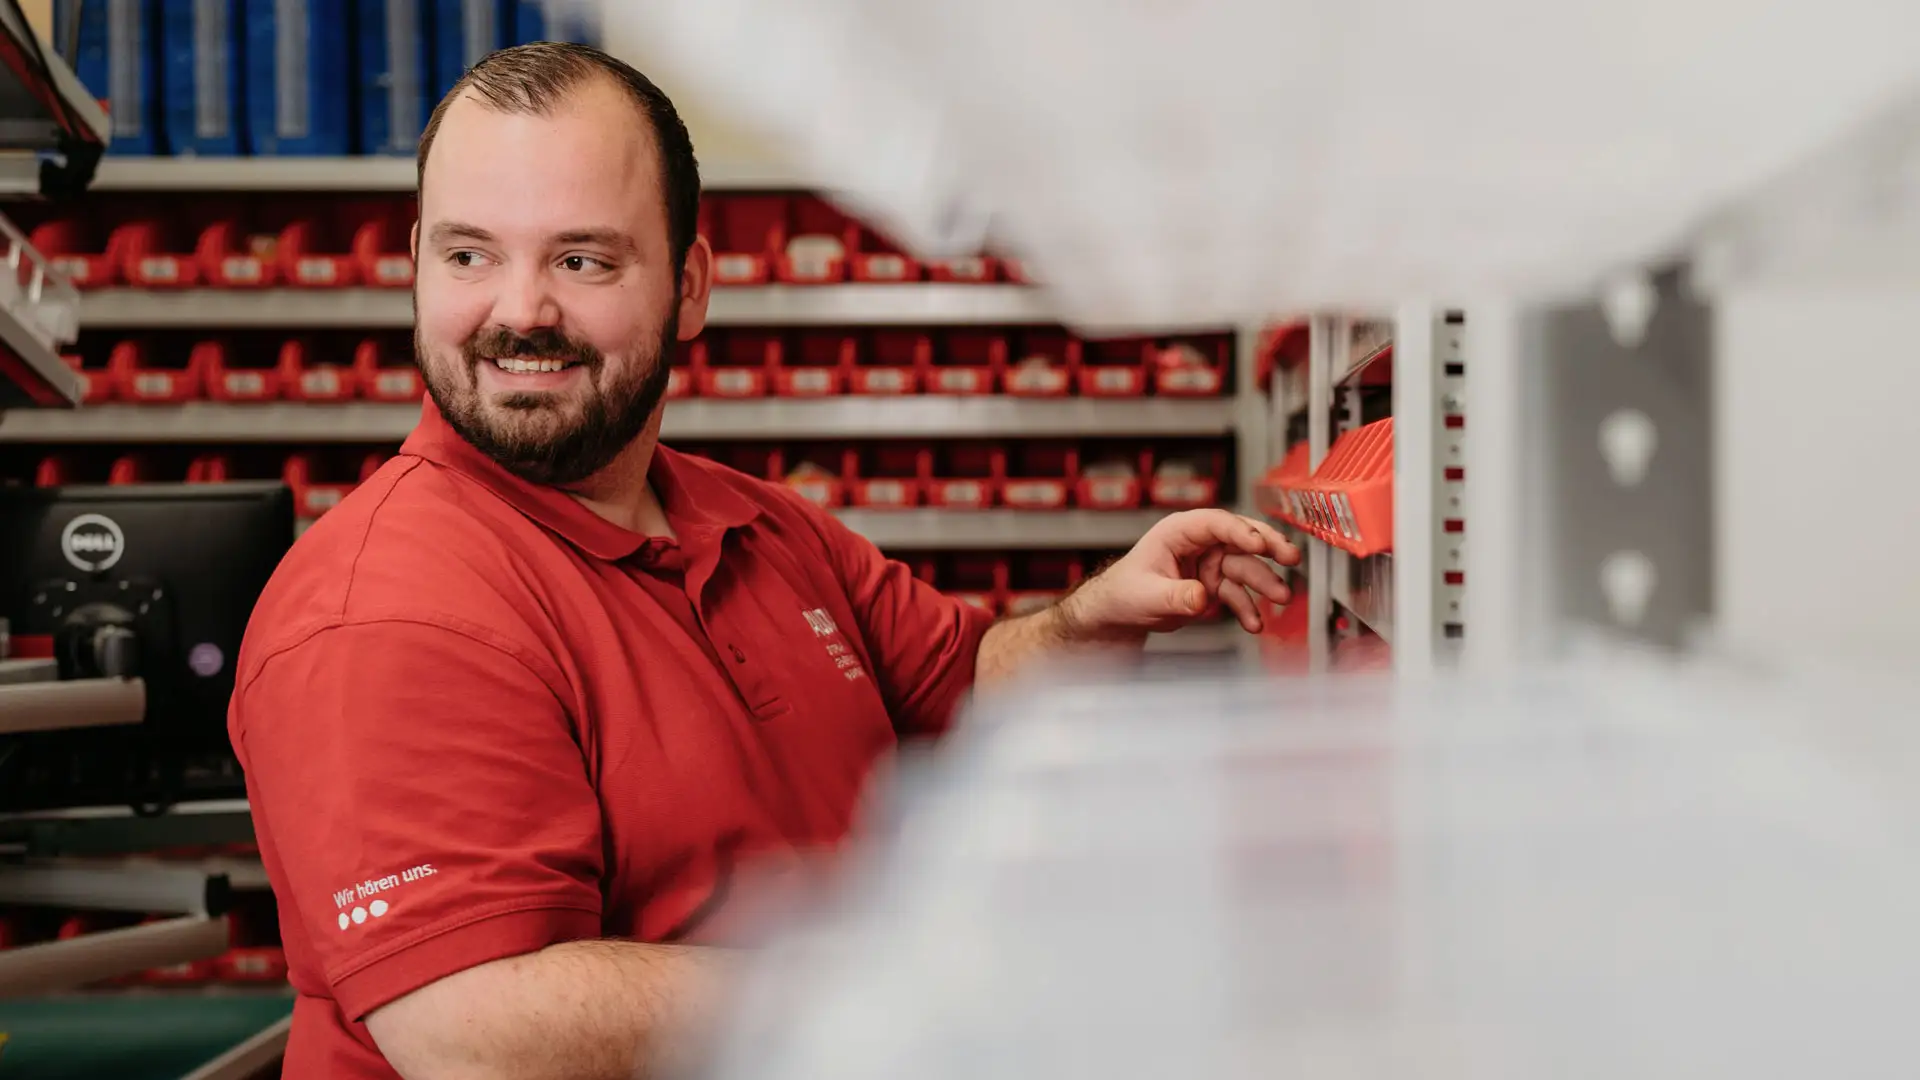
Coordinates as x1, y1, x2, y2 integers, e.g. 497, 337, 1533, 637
412, 78, 707, 486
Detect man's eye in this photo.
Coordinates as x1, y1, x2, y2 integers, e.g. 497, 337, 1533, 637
451, 251, 481, 268
562, 255, 606, 273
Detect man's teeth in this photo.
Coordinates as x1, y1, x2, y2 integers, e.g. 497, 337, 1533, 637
493, 357, 575, 374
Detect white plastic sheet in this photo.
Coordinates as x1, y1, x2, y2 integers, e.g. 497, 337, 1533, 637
700, 664, 1920, 1079
590, 0, 1920, 330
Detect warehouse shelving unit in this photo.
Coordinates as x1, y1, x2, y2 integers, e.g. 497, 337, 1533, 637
88, 155, 804, 193
1255, 308, 1464, 674
0, 12, 284, 1068
73, 283, 1059, 330
5, 160, 1263, 660
0, 395, 1240, 443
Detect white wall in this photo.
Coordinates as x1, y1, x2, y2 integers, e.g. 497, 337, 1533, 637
1715, 285, 1920, 671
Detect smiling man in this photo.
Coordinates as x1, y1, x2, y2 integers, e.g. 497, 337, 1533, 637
229, 42, 1297, 1080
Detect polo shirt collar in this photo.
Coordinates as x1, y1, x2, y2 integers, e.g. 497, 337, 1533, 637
402, 396, 760, 561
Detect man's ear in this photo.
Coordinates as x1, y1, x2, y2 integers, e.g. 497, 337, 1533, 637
410, 221, 420, 262
675, 234, 714, 341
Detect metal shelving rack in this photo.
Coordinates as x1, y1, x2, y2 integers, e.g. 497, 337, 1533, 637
1260, 308, 1465, 674
9, 158, 1265, 655
0, 8, 279, 1060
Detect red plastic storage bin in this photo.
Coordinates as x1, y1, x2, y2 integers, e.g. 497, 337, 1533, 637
942, 554, 1008, 615
1077, 444, 1150, 510
928, 330, 1003, 396
1078, 338, 1150, 397
774, 331, 853, 397
33, 214, 130, 288
61, 351, 114, 404
1255, 320, 1311, 393
1153, 337, 1230, 397
346, 198, 415, 287
1148, 446, 1224, 509
849, 225, 922, 283
1002, 258, 1031, 285
1004, 330, 1078, 397
284, 452, 383, 519
774, 444, 854, 508
144, 958, 219, 986
928, 254, 999, 283
701, 194, 786, 285
927, 443, 1002, 509
119, 216, 205, 288
777, 196, 855, 284
279, 338, 358, 402
202, 340, 282, 402
108, 339, 206, 403
849, 444, 929, 508
1002, 442, 1075, 510
34, 454, 71, 486
194, 212, 281, 288
1255, 441, 1312, 526
850, 331, 927, 395
1298, 418, 1394, 556
187, 453, 233, 482
276, 202, 362, 287
696, 444, 779, 482
1007, 553, 1085, 616
695, 330, 778, 398
217, 946, 290, 985
109, 454, 154, 484
354, 336, 423, 401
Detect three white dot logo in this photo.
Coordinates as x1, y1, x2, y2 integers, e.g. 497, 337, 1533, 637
336, 899, 392, 931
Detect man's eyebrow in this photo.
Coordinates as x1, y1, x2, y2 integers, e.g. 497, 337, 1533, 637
425, 221, 495, 246
552, 228, 639, 255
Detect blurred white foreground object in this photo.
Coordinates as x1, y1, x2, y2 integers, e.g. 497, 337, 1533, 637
590, 0, 1920, 329
703, 667, 1920, 1079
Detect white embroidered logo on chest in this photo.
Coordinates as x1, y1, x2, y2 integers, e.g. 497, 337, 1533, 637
802, 607, 869, 682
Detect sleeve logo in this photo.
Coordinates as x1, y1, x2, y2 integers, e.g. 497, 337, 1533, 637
330, 863, 435, 931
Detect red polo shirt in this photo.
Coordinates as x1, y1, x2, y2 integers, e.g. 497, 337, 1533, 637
228, 399, 992, 1079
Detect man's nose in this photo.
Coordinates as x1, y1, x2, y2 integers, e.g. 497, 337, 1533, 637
490, 263, 561, 333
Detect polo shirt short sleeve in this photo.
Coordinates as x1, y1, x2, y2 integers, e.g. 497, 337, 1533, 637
236, 617, 603, 1022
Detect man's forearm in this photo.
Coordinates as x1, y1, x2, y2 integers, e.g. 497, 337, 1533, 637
974, 592, 1141, 685
366, 939, 726, 1080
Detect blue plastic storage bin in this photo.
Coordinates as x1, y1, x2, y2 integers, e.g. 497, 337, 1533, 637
511, 0, 596, 45
244, 0, 352, 155
57, 0, 163, 154
359, 0, 435, 156
433, 0, 510, 98
161, 0, 247, 155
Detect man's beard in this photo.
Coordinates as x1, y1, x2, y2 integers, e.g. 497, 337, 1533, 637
419, 310, 677, 487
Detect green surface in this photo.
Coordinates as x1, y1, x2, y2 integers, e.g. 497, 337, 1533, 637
0, 991, 291, 1079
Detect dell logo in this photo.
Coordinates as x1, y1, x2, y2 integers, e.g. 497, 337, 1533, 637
60, 513, 126, 573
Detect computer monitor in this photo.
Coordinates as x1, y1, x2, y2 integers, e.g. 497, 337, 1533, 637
0, 482, 295, 811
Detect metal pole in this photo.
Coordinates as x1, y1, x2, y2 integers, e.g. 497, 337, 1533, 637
0, 862, 230, 915
1306, 315, 1337, 674
1392, 304, 1437, 675
0, 676, 145, 734
0, 915, 230, 998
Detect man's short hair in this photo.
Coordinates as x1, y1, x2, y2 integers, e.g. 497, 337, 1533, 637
417, 41, 702, 274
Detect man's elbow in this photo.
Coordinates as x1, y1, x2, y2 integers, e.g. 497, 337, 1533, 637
362, 963, 520, 1080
